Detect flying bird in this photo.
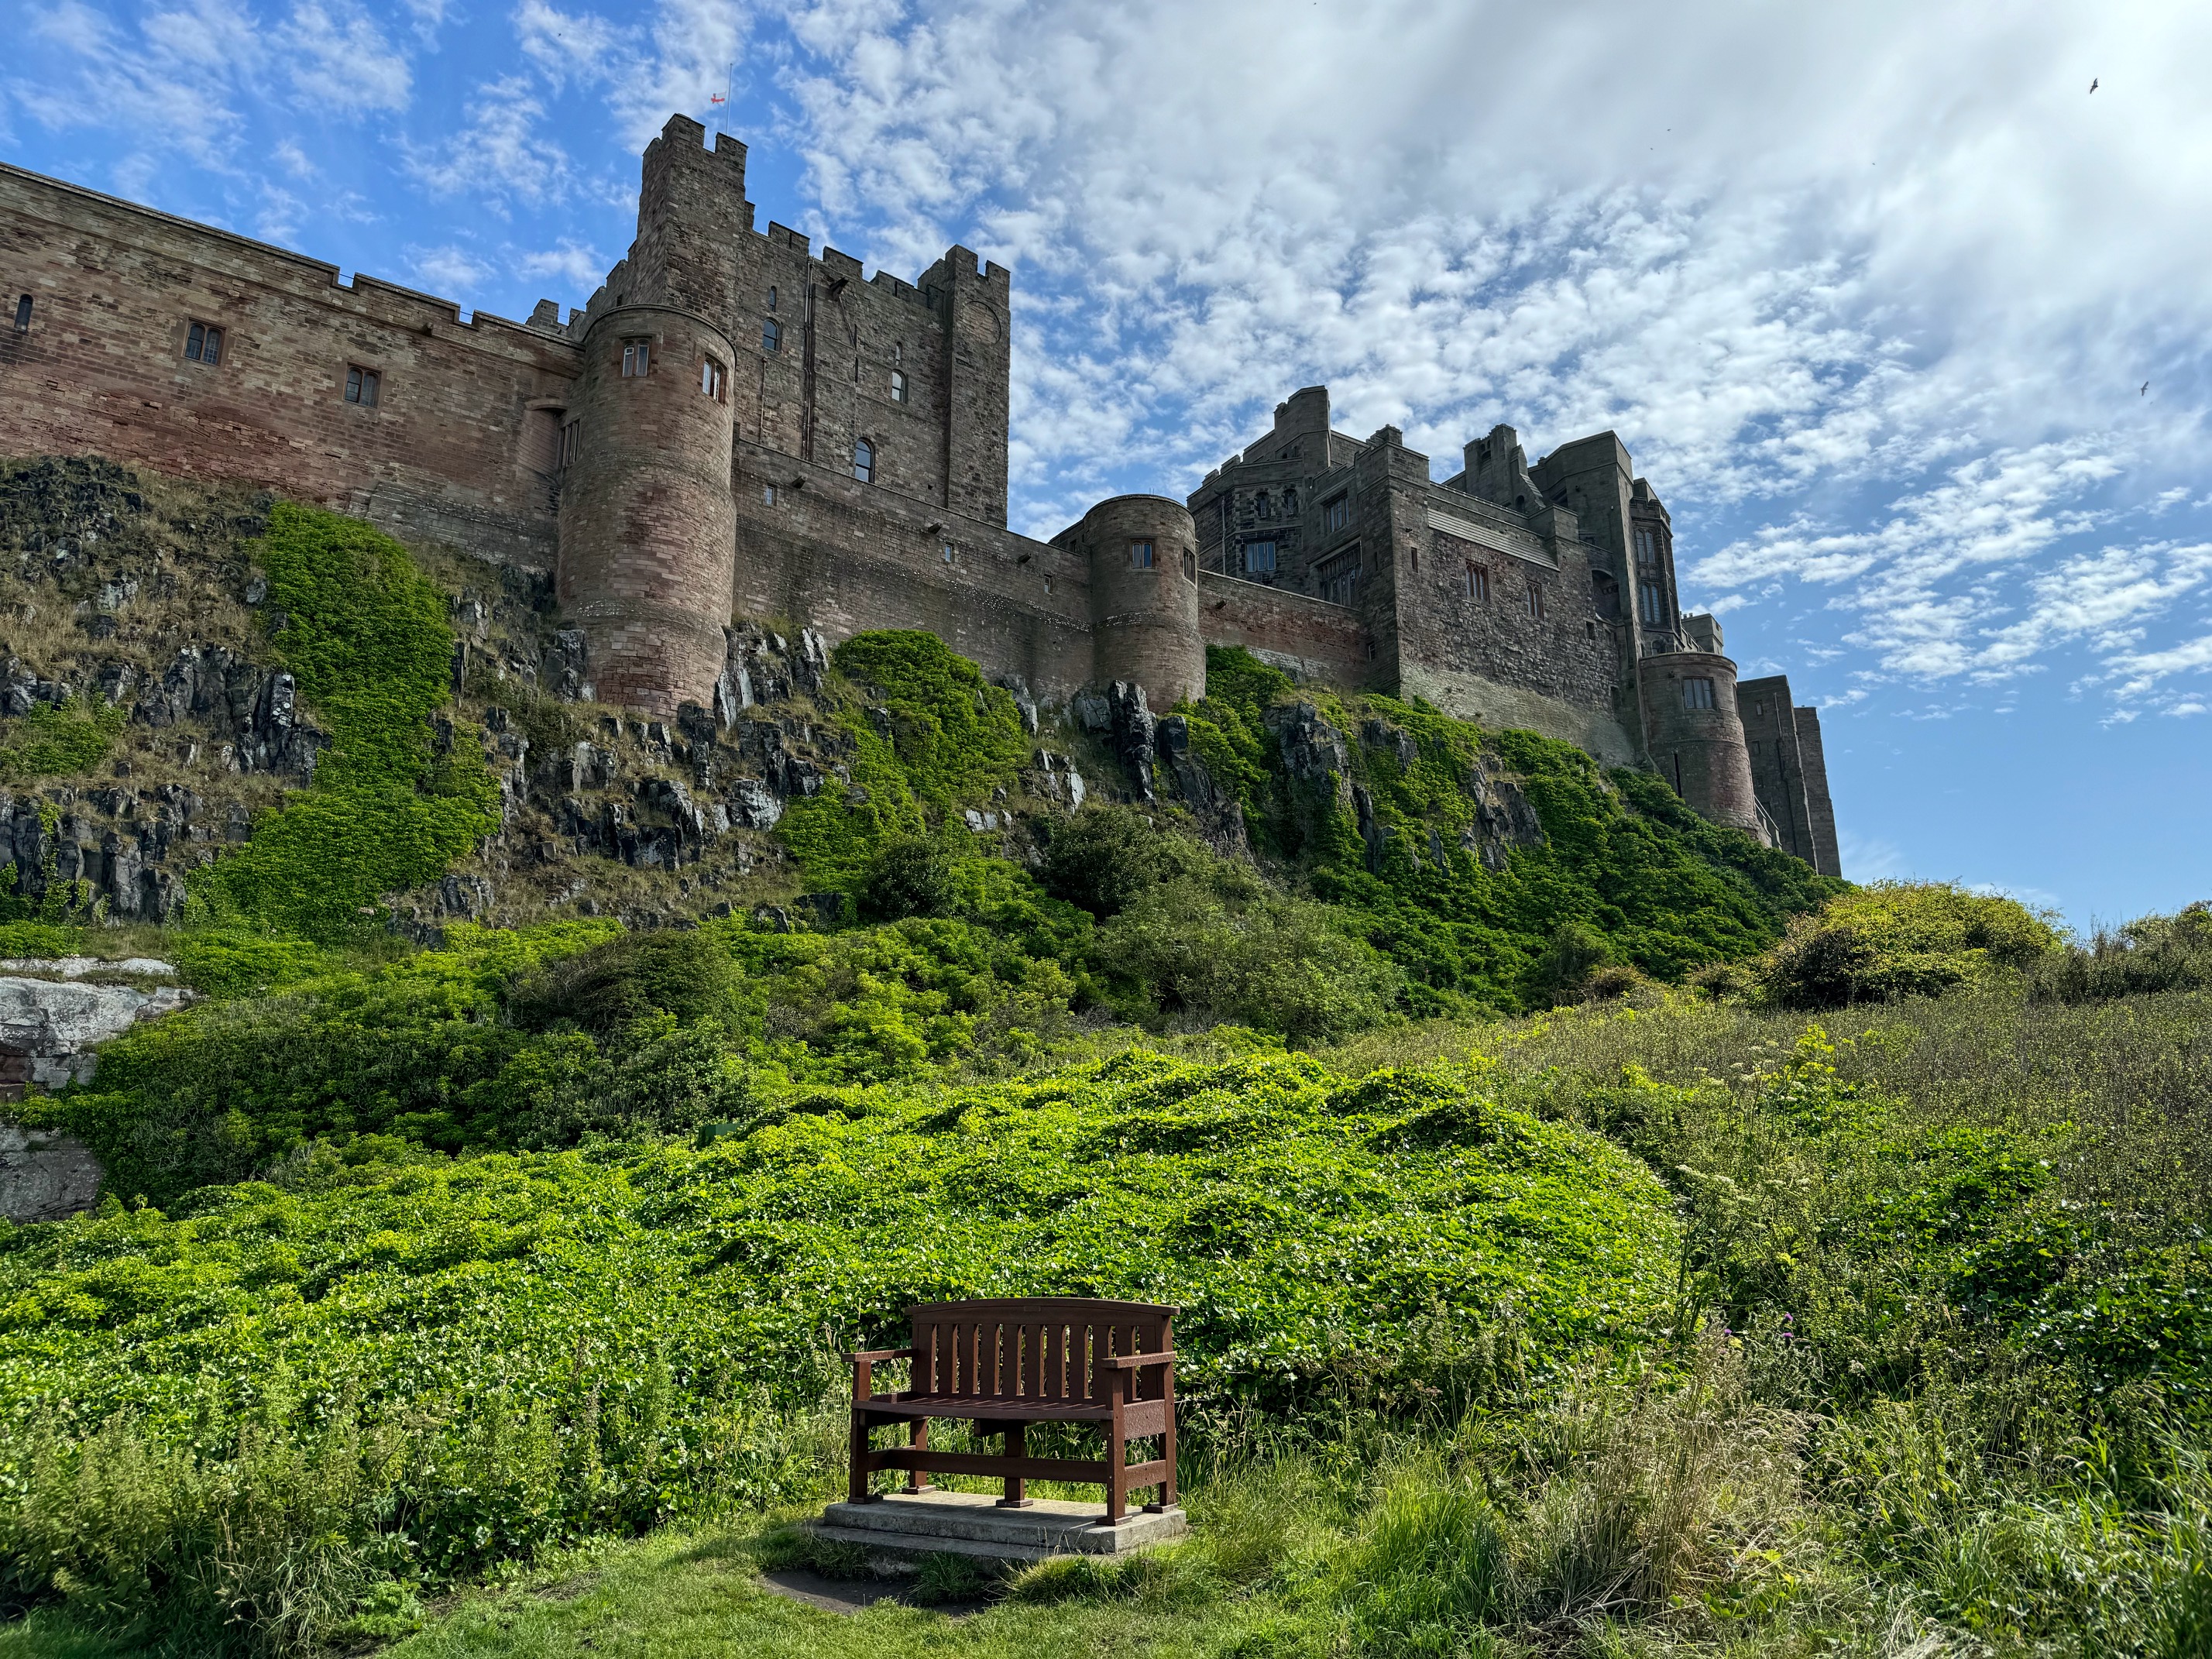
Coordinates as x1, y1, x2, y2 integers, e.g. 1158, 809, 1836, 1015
2142, 382, 2150, 397
2090, 78, 2099, 92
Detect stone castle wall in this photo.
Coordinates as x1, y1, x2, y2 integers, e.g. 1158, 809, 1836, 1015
0, 118, 1839, 864
0, 162, 576, 569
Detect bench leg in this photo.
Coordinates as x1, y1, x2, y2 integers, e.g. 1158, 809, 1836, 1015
905, 1418, 934, 1494
847, 1412, 874, 1504
1147, 1378, 1178, 1512
997, 1422, 1034, 1507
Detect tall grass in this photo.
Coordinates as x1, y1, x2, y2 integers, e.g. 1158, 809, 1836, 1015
0, 1377, 849, 1653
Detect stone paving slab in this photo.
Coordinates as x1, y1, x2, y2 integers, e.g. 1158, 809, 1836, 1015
813, 1490, 1188, 1562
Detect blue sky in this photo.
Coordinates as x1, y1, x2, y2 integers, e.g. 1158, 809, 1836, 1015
3, 0, 2208, 929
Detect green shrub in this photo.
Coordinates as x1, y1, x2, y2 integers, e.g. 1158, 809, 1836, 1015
0, 1049, 1678, 1644
1040, 805, 1216, 919
507, 928, 744, 1038
2028, 902, 2212, 1003
859, 836, 960, 922
1094, 877, 1403, 1043
1760, 881, 2060, 1008
168, 929, 331, 998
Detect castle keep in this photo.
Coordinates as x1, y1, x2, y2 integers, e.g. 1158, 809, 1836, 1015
0, 115, 1839, 872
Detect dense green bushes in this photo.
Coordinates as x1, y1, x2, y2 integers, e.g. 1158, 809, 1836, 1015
29, 915, 1097, 1207
15, 980, 2212, 1654
2028, 902, 2212, 1002
0, 1050, 1674, 1645
1756, 880, 2061, 1007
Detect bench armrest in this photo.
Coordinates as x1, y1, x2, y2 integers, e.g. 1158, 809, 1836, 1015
847, 1348, 916, 1365
1101, 1350, 1176, 1372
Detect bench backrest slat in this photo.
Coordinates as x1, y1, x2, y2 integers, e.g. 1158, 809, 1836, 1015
904, 1299, 1173, 1404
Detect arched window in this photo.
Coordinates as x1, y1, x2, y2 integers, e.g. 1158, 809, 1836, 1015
767, 286, 778, 311
761, 318, 781, 352
854, 438, 875, 484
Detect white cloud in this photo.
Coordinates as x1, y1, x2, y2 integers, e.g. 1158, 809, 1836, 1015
404, 75, 572, 208
409, 243, 495, 294
731, 0, 2212, 682
515, 0, 626, 91
1839, 831, 1911, 883
281, 2, 410, 111
518, 239, 608, 294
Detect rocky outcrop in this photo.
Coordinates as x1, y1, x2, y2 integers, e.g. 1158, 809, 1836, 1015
0, 967, 194, 1095
1263, 701, 1355, 852
0, 958, 200, 1220
1462, 748, 1547, 870
0, 1122, 102, 1221
1156, 714, 1249, 859
128, 647, 324, 778
0, 785, 242, 920
1107, 682, 1159, 803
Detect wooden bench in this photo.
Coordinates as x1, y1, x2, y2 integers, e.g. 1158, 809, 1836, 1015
847, 1297, 1178, 1523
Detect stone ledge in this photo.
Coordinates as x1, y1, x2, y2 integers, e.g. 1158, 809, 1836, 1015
812, 1491, 1187, 1561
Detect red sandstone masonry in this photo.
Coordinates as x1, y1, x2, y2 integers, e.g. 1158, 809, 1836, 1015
1200, 572, 1372, 685
732, 440, 1093, 699
0, 163, 577, 567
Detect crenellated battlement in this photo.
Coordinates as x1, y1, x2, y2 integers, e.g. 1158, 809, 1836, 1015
0, 118, 1837, 872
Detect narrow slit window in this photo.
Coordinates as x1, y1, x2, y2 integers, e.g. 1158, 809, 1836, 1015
761, 318, 782, 353
1682, 677, 1716, 711
701, 356, 726, 400
1464, 563, 1489, 602
344, 366, 381, 407
764, 483, 778, 506
767, 286, 778, 311
560, 420, 580, 467
853, 438, 874, 483
1183, 548, 1197, 581
1130, 540, 1155, 569
891, 369, 908, 404
10, 295, 29, 334
620, 338, 650, 377
184, 321, 224, 366
941, 542, 955, 565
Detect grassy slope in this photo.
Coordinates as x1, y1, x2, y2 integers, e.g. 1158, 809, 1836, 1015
6, 986, 2212, 1655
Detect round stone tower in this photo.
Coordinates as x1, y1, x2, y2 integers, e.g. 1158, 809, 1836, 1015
1640, 651, 1764, 836
556, 305, 738, 713
1061, 494, 1205, 708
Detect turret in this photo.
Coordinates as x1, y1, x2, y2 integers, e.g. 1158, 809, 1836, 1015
1641, 649, 1764, 835
555, 117, 748, 713
1057, 495, 1204, 708
556, 304, 739, 712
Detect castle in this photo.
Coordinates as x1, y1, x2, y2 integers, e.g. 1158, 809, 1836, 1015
0, 115, 1839, 874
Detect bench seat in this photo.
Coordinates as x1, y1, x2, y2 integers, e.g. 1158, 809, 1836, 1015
858, 1393, 1173, 1434
847, 1297, 1179, 1522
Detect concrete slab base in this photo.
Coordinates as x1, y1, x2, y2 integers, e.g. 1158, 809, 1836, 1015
812, 1490, 1189, 1562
